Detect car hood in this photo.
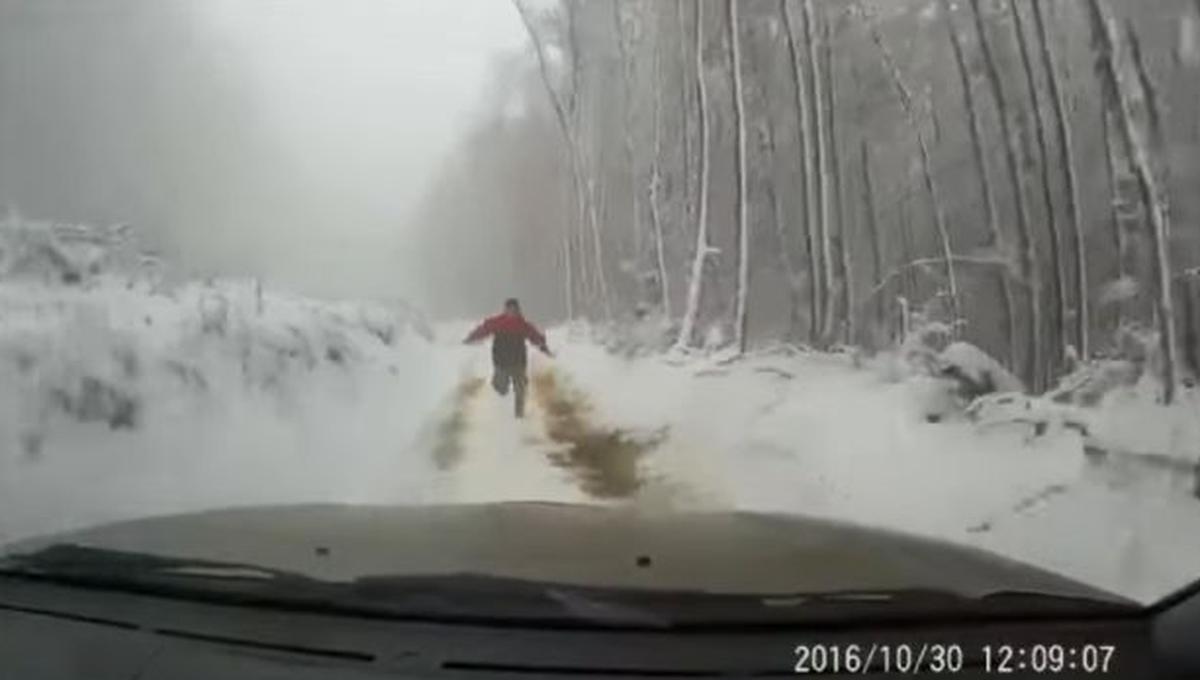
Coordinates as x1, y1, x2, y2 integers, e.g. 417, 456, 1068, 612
1, 501, 1125, 603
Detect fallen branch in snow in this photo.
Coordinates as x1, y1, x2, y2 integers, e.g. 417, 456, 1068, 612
966, 483, 1071, 534
857, 255, 1020, 315
966, 392, 1089, 440
754, 366, 796, 380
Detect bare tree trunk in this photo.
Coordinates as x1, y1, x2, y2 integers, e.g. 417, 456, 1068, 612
1102, 106, 1130, 330
942, 0, 1016, 369
650, 8, 671, 318
1178, 276, 1200, 381
729, 0, 750, 354
768, 120, 805, 339
781, 0, 818, 344
566, 3, 611, 320
1010, 0, 1068, 381
513, 0, 583, 320
675, 0, 712, 349
969, 0, 1042, 391
614, 2, 643, 284
806, 0, 832, 344
860, 141, 885, 341
565, 3, 597, 314
821, 12, 851, 345
676, 0, 693, 269
862, 7, 961, 333
1087, 0, 1178, 403
1032, 0, 1089, 359
560, 182, 575, 320
583, 143, 612, 320
864, 255, 1024, 311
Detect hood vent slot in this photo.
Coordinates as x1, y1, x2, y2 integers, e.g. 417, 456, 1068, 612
153, 627, 375, 663
0, 601, 139, 630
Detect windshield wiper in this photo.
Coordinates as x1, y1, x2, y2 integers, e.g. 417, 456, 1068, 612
0, 544, 309, 583
0, 544, 667, 629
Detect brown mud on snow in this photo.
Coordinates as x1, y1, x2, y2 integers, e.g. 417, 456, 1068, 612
531, 369, 667, 499
429, 376, 485, 471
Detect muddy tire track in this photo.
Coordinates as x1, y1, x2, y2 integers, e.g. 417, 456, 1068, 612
531, 369, 667, 499
429, 376, 485, 471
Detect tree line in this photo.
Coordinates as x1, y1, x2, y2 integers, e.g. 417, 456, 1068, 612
414, 0, 1200, 402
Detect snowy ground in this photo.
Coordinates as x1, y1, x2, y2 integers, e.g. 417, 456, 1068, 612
546, 336, 1200, 604
2, 222, 1198, 604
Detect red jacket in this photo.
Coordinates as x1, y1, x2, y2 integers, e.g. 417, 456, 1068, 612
464, 313, 549, 367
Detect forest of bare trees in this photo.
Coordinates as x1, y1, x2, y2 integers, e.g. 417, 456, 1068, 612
415, 0, 1200, 403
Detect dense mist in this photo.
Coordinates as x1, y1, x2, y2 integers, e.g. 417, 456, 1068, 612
0, 0, 523, 302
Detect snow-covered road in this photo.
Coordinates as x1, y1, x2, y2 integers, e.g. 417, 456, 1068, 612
354, 326, 1200, 604
3, 298, 1199, 605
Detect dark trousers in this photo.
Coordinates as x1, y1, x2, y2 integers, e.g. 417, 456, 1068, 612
492, 365, 528, 417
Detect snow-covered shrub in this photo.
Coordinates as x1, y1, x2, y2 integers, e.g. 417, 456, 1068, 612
875, 317, 1022, 422
937, 341, 1024, 400
591, 305, 678, 359
1047, 359, 1141, 407
0, 217, 434, 456
1, 310, 146, 455
871, 309, 955, 384
1046, 322, 1170, 408
0, 217, 160, 289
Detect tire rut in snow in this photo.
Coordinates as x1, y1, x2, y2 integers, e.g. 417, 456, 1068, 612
428, 376, 485, 471
531, 369, 667, 499
966, 483, 1071, 534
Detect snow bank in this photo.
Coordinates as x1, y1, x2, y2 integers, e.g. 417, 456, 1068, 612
554, 337, 1200, 603
0, 219, 452, 545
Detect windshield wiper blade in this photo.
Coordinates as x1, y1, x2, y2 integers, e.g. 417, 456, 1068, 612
0, 544, 314, 584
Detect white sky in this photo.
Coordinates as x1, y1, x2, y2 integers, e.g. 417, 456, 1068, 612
203, 0, 525, 211
0, 0, 533, 300
198, 0, 528, 294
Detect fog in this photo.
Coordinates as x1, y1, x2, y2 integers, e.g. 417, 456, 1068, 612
0, 0, 525, 301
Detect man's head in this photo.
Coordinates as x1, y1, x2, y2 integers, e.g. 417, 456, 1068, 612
503, 298, 521, 315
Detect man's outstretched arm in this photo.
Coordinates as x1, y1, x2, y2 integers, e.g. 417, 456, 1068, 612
463, 317, 496, 344
523, 321, 553, 356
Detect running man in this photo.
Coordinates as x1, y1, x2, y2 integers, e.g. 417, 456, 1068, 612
463, 298, 552, 418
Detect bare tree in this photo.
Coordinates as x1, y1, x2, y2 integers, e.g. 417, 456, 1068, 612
649, 3, 671, 317
1102, 105, 1131, 330
567, 3, 612, 319
675, 0, 713, 349
781, 0, 818, 344
861, 5, 962, 334
676, 0, 694, 260
1010, 0, 1068, 380
805, 0, 833, 343
821, 10, 851, 344
1086, 0, 1178, 403
942, 0, 1016, 368
969, 0, 1042, 390
512, 0, 579, 319
1032, 0, 1089, 358
859, 141, 885, 340
729, 0, 750, 353
765, 117, 806, 340
614, 2, 643, 278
